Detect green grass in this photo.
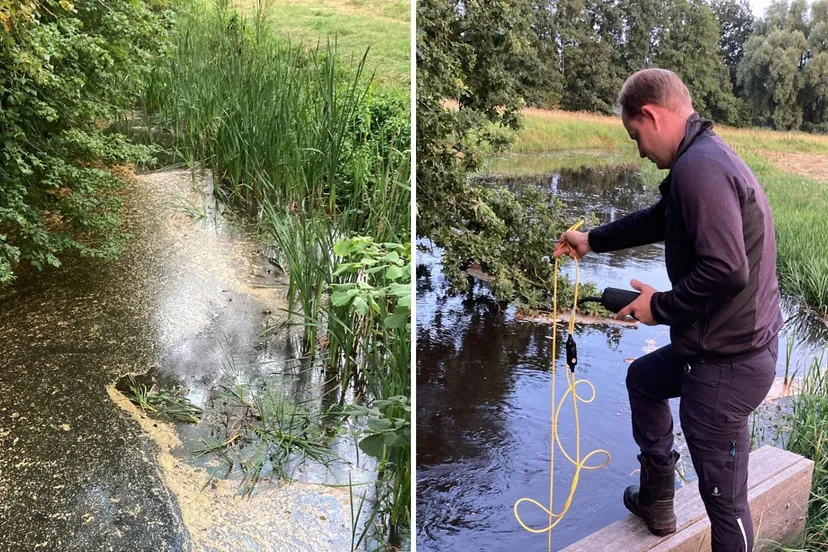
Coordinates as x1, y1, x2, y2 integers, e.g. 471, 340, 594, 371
773, 349, 828, 551
478, 150, 644, 176
233, 0, 410, 90
739, 151, 828, 315
195, 381, 333, 494
492, 108, 828, 316
123, 374, 203, 424
513, 108, 828, 157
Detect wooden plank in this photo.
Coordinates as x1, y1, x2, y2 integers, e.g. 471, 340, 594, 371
648, 458, 813, 552
562, 446, 813, 552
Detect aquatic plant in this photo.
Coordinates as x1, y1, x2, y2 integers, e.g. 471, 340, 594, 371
142, 2, 411, 547
123, 374, 203, 424
195, 381, 333, 495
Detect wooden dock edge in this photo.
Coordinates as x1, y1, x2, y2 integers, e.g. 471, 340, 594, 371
562, 446, 814, 552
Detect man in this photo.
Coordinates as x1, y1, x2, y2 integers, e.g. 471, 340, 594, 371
554, 68, 782, 551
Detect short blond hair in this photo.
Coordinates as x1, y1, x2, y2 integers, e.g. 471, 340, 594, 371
617, 68, 693, 116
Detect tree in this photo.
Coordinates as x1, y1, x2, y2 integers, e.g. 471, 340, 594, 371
417, 0, 580, 307
0, 0, 170, 284
619, 0, 661, 72
738, 29, 807, 129
654, 0, 741, 124
804, 51, 828, 127
558, 0, 625, 113
709, 0, 755, 94
519, 0, 565, 108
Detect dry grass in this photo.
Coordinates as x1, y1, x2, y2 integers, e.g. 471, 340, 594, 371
760, 151, 828, 183
515, 108, 828, 158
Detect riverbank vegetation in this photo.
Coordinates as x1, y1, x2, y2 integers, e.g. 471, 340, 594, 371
0, 0, 170, 285
418, 0, 828, 315
142, 2, 410, 548
775, 347, 828, 551
2, 0, 410, 548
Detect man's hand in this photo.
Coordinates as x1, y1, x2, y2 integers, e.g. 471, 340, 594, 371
616, 279, 658, 326
553, 230, 591, 259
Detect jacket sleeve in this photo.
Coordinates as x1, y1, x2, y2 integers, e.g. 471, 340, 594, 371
650, 159, 749, 326
587, 193, 666, 253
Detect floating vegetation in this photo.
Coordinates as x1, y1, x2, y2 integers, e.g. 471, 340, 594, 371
123, 374, 203, 424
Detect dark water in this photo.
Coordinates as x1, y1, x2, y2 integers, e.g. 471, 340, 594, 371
0, 170, 356, 551
415, 166, 828, 551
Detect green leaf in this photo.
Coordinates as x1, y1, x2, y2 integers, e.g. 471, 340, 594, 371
388, 283, 410, 297
367, 418, 393, 432
358, 434, 386, 459
384, 308, 409, 328
333, 240, 352, 257
383, 251, 400, 263
385, 265, 404, 280
331, 288, 356, 307
352, 296, 369, 316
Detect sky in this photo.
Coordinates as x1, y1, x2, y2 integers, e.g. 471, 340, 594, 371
748, 0, 774, 17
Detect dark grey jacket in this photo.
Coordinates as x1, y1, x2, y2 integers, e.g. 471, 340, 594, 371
588, 114, 783, 359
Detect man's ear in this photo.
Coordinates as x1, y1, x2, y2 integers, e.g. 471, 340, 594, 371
640, 105, 658, 130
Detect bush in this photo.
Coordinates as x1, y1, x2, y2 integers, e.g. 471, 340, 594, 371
0, 0, 171, 284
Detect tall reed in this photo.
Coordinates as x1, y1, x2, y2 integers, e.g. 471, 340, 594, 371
143, 2, 411, 548
780, 349, 828, 550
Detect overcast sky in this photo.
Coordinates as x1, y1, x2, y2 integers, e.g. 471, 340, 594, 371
748, 0, 774, 18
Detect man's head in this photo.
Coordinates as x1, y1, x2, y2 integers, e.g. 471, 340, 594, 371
618, 69, 696, 170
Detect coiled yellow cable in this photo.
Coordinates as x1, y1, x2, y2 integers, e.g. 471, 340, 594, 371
513, 221, 611, 552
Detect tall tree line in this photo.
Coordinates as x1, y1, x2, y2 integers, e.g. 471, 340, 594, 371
416, 0, 828, 308
516, 0, 828, 131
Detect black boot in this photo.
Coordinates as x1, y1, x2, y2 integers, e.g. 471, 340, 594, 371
623, 451, 679, 536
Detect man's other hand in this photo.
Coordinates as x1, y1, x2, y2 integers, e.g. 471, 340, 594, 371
553, 230, 591, 259
616, 279, 658, 326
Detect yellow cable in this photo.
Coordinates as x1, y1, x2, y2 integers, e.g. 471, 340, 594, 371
513, 221, 611, 552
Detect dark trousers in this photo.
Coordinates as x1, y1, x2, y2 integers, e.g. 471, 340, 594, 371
626, 340, 778, 551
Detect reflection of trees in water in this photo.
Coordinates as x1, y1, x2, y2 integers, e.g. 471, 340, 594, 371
416, 261, 553, 466
471, 166, 660, 222
416, 250, 630, 467
472, 166, 665, 269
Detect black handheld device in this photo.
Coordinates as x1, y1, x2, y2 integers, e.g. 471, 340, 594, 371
579, 287, 641, 314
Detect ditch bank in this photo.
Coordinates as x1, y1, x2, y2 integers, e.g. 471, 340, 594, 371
0, 168, 353, 551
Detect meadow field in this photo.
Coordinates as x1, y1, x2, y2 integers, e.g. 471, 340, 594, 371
233, 0, 410, 89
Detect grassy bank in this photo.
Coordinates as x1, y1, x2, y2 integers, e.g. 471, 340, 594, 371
232, 0, 410, 89
513, 108, 828, 158
494, 108, 828, 316
779, 349, 828, 551
143, 2, 410, 548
